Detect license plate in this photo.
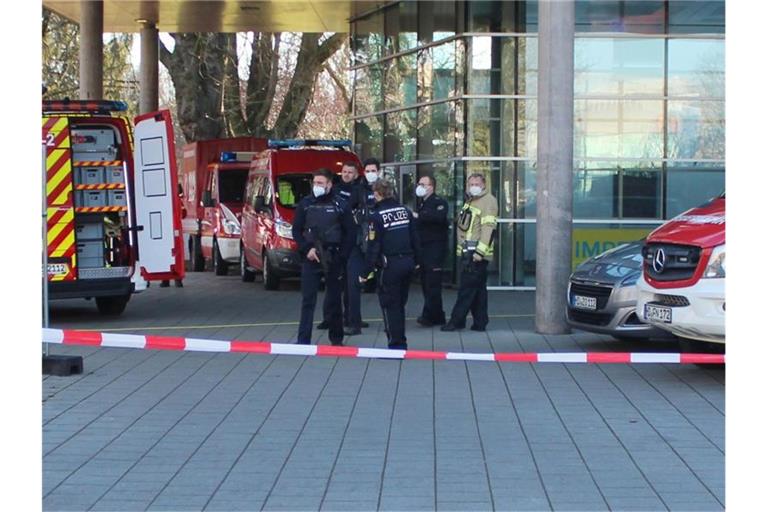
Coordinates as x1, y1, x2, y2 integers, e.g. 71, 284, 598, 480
644, 304, 672, 323
47, 263, 69, 277
573, 295, 597, 310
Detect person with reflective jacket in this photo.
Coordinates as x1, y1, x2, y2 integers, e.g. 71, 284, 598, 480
360, 179, 421, 350
292, 168, 355, 346
441, 173, 498, 332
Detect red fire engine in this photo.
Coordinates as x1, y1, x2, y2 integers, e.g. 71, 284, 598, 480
43, 100, 184, 315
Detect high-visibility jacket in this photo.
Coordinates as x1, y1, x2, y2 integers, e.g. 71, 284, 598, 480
455, 190, 498, 261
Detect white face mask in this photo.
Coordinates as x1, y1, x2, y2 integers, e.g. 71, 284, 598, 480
415, 185, 428, 198
365, 171, 379, 184
312, 185, 327, 198
468, 185, 484, 197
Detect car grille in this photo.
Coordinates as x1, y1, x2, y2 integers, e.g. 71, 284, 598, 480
643, 243, 701, 282
569, 282, 613, 310
568, 309, 612, 326
654, 294, 691, 307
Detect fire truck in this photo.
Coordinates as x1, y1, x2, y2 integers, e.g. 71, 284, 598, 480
43, 100, 185, 315
179, 137, 267, 274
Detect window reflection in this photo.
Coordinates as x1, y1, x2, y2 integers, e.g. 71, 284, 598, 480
353, 12, 384, 65
467, 99, 515, 157
668, 39, 724, 98
575, 100, 664, 159
575, 38, 664, 96
668, 0, 724, 34
355, 115, 383, 161
667, 101, 724, 160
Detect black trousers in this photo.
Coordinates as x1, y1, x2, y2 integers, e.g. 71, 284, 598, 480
333, 246, 364, 327
298, 257, 345, 345
419, 242, 446, 324
377, 255, 415, 349
448, 259, 489, 329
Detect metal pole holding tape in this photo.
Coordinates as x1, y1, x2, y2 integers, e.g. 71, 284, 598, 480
42, 138, 50, 357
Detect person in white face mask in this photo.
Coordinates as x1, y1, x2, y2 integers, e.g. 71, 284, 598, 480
291, 168, 356, 346
413, 174, 449, 327
441, 173, 498, 332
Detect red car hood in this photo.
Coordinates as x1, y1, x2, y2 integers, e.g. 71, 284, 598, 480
648, 197, 725, 248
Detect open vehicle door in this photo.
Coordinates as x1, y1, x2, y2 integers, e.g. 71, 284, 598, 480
132, 110, 185, 281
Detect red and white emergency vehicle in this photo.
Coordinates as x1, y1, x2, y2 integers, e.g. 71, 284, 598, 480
180, 137, 267, 274
43, 100, 184, 315
636, 194, 725, 347
240, 140, 362, 290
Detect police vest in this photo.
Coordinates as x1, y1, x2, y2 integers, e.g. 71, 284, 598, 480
375, 204, 414, 256
303, 199, 344, 246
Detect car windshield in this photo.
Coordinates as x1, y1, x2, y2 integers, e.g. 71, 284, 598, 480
275, 173, 313, 208
218, 170, 248, 203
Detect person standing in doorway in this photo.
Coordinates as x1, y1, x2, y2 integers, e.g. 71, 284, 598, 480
441, 173, 498, 332
292, 168, 355, 346
360, 179, 420, 350
413, 174, 449, 327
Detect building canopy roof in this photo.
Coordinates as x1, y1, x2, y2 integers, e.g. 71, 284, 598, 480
43, 0, 386, 33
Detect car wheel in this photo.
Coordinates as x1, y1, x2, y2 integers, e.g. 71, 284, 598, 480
240, 245, 255, 282
95, 295, 130, 315
213, 238, 229, 276
190, 235, 205, 272
263, 251, 280, 290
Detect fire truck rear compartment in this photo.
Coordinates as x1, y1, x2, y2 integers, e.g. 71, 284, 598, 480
71, 125, 131, 278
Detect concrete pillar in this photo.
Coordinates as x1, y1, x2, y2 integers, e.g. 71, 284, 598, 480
79, 0, 103, 99
139, 22, 159, 114
535, 0, 574, 334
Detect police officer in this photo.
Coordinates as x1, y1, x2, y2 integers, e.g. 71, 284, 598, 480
292, 168, 355, 346
413, 174, 449, 326
360, 179, 420, 350
441, 173, 498, 332
317, 161, 371, 335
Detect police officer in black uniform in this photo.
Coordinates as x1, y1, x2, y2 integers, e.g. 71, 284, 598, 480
292, 168, 355, 346
317, 161, 372, 335
360, 179, 420, 350
413, 174, 449, 326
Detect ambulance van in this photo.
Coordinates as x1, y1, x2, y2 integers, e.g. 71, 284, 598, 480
43, 100, 184, 315
636, 194, 725, 349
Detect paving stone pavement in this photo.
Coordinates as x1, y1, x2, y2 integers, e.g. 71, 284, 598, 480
43, 272, 725, 511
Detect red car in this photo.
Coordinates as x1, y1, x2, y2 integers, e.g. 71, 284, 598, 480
240, 140, 362, 289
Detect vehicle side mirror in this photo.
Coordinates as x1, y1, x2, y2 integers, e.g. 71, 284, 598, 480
202, 190, 213, 207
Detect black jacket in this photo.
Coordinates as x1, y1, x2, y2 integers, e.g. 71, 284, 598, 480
362, 198, 421, 276
292, 191, 356, 259
415, 193, 449, 245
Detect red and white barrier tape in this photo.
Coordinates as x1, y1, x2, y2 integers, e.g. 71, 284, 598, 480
42, 329, 725, 364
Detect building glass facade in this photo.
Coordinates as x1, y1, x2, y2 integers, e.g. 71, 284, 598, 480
351, 0, 725, 289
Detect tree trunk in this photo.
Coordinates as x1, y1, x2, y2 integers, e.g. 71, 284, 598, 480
159, 34, 228, 142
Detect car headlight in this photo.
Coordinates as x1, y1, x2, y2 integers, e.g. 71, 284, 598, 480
222, 219, 241, 235
276, 220, 293, 240
619, 271, 641, 287
702, 244, 725, 279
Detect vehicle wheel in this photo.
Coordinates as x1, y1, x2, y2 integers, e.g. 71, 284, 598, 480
190, 235, 205, 272
95, 295, 130, 315
213, 238, 229, 276
240, 245, 255, 282
263, 251, 280, 290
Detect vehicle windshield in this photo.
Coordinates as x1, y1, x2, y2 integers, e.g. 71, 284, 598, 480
275, 173, 313, 208
218, 170, 248, 203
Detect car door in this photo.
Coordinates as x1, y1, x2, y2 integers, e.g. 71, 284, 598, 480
132, 110, 185, 281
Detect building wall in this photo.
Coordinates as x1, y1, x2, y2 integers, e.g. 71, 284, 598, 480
351, 0, 725, 288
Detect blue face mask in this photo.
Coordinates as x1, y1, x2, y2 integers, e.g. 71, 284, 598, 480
312, 185, 327, 198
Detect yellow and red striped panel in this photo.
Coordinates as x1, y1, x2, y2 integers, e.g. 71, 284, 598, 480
43, 117, 73, 207
75, 184, 125, 190
75, 160, 122, 167
75, 206, 128, 213
47, 207, 76, 282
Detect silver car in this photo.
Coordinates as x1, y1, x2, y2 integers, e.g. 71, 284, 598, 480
567, 240, 673, 341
